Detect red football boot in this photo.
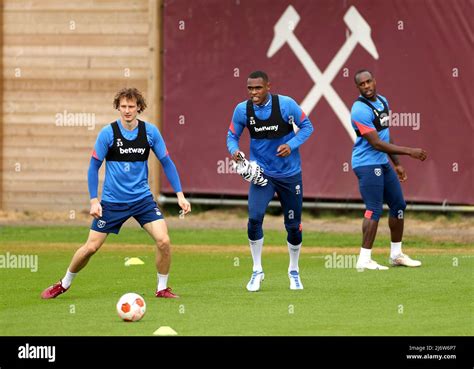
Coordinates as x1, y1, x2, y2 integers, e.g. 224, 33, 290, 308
41, 281, 69, 299
155, 287, 179, 298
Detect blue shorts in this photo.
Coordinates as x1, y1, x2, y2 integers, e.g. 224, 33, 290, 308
91, 195, 163, 234
248, 172, 303, 226
353, 164, 406, 221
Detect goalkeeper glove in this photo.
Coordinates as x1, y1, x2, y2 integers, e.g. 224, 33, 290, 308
233, 152, 268, 186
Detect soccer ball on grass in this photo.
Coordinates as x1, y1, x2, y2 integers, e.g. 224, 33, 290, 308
116, 293, 146, 322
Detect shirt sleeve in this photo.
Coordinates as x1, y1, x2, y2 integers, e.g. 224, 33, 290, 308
91, 125, 113, 161
226, 103, 247, 155
160, 155, 182, 193
283, 97, 314, 151
146, 123, 169, 160
351, 102, 376, 135
87, 157, 103, 199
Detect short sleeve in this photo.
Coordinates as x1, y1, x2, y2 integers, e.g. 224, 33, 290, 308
146, 123, 168, 160
351, 102, 376, 135
92, 125, 113, 161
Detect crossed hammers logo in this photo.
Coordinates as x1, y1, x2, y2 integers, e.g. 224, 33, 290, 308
267, 5, 379, 142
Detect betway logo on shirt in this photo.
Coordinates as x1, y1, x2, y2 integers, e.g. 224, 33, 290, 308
253, 125, 279, 133
119, 147, 146, 155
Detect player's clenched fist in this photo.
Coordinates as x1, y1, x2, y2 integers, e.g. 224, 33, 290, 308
89, 198, 102, 219
232, 150, 243, 162
276, 144, 291, 157
177, 192, 191, 214
409, 148, 427, 161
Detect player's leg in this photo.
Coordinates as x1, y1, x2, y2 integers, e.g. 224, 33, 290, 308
354, 165, 387, 270
383, 165, 421, 267
142, 220, 179, 297
133, 195, 178, 298
40, 230, 109, 299
40, 201, 128, 299
274, 173, 304, 290
66, 230, 108, 276
246, 179, 275, 292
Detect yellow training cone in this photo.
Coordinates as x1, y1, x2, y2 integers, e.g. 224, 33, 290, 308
124, 257, 145, 266
153, 326, 178, 336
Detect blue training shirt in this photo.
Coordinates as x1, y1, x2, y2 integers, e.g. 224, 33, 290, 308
351, 95, 390, 169
226, 94, 313, 178
92, 121, 179, 203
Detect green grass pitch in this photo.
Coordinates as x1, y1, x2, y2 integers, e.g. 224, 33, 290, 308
0, 226, 472, 336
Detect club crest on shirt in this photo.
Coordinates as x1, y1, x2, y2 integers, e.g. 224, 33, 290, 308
374, 168, 382, 176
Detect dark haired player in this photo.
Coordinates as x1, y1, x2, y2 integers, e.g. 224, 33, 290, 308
227, 71, 313, 291
351, 70, 427, 270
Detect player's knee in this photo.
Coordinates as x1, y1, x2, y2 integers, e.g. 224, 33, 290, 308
248, 218, 263, 240
155, 235, 170, 251
364, 208, 382, 221
84, 242, 101, 255
285, 223, 302, 245
389, 200, 406, 218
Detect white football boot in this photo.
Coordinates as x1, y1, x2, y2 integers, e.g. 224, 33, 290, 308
246, 271, 264, 292
356, 259, 389, 270
389, 253, 422, 267
288, 271, 304, 290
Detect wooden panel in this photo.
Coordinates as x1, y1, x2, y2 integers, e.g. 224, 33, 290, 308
3, 56, 89, 69
4, 11, 149, 24
5, 146, 90, 159
4, 137, 94, 149
4, 91, 112, 101
3, 0, 149, 11
4, 113, 114, 124
3, 80, 150, 95
4, 157, 90, 171
4, 101, 113, 114
3, 67, 149, 80
4, 79, 90, 91
1, 0, 158, 212
89, 57, 150, 69
3, 191, 91, 210
4, 174, 87, 183
4, 23, 149, 35
89, 79, 148, 92
4, 123, 105, 137
4, 46, 149, 57
3, 35, 148, 47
